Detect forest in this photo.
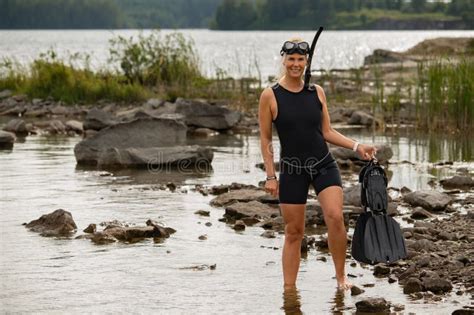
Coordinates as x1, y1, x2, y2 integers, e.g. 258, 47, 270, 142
0, 0, 472, 29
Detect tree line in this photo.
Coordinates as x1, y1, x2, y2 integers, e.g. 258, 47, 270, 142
213, 0, 474, 30
0, 0, 472, 29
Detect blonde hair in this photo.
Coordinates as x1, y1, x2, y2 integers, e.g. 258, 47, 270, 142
273, 36, 307, 84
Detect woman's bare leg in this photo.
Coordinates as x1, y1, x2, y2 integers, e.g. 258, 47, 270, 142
280, 203, 306, 287
317, 186, 352, 290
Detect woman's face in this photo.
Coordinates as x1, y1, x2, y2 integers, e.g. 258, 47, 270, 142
283, 53, 307, 79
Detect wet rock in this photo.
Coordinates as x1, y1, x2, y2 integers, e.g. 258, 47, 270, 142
83, 223, 96, 233
422, 277, 453, 294
83, 108, 117, 131
47, 119, 66, 134
50, 105, 68, 115
95, 145, 213, 169
65, 120, 83, 134
409, 239, 435, 252
0, 130, 15, 149
91, 223, 173, 244
205, 222, 212, 227
210, 189, 268, 207
198, 234, 207, 240
355, 298, 391, 313
224, 200, 279, 220
258, 216, 285, 232
261, 230, 276, 238
25, 209, 77, 236
343, 184, 361, 207
403, 278, 423, 294
174, 98, 241, 130
388, 275, 397, 283
179, 264, 216, 271
74, 117, 187, 165
233, 220, 246, 231
242, 217, 260, 226
440, 176, 474, 190
3, 118, 28, 136
403, 190, 452, 212
364, 49, 407, 64
350, 285, 365, 296
348, 110, 378, 126
411, 207, 434, 219
194, 210, 210, 216
373, 264, 391, 277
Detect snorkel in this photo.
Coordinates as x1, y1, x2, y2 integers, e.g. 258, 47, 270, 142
304, 26, 324, 91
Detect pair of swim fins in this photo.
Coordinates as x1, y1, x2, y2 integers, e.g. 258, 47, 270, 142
351, 159, 407, 264
351, 211, 407, 264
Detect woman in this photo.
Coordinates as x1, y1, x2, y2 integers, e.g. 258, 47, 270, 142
258, 38, 376, 290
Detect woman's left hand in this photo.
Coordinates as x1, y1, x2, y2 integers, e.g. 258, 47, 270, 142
356, 144, 377, 160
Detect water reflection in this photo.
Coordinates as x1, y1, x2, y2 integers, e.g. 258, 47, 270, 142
330, 290, 347, 314
281, 285, 303, 315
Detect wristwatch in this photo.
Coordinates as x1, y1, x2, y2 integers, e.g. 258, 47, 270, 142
266, 175, 277, 180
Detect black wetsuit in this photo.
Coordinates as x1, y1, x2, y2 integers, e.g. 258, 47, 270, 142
272, 83, 342, 204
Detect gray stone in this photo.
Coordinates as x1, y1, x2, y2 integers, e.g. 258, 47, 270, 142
350, 285, 365, 296
403, 278, 423, 294
225, 200, 279, 220
233, 220, 246, 231
47, 120, 66, 134
411, 207, 434, 219
65, 120, 83, 134
83, 224, 96, 233
3, 118, 28, 136
355, 298, 391, 313
0, 130, 15, 149
343, 184, 361, 207
440, 176, 474, 189
348, 110, 378, 126
74, 117, 187, 165
96, 145, 213, 169
25, 209, 77, 236
174, 98, 241, 130
403, 190, 452, 211
83, 108, 117, 131
422, 277, 453, 294
210, 189, 268, 207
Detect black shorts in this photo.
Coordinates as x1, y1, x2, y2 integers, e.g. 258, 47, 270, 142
278, 158, 343, 204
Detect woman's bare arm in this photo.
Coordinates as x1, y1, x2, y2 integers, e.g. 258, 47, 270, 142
258, 88, 277, 177
316, 85, 376, 159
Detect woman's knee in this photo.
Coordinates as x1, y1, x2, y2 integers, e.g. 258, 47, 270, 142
324, 210, 344, 227
284, 224, 304, 243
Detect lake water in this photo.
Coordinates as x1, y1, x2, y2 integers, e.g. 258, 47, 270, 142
1, 29, 473, 80
0, 122, 472, 313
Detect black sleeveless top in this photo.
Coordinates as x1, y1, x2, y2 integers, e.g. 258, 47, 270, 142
272, 83, 330, 165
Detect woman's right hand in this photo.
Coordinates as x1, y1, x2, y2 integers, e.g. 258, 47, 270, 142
265, 179, 279, 197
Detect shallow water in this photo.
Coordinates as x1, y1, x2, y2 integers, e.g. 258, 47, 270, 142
0, 127, 472, 313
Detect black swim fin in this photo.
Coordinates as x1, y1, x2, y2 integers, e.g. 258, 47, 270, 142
363, 213, 407, 264
351, 212, 371, 264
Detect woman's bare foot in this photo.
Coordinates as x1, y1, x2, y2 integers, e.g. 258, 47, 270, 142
336, 276, 353, 290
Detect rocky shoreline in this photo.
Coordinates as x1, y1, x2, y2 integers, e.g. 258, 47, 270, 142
6, 36, 474, 313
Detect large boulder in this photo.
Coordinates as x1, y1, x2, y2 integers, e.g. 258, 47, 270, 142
82, 108, 117, 131
96, 145, 213, 168
174, 98, 241, 130
0, 130, 15, 149
3, 118, 28, 136
348, 110, 378, 126
25, 209, 77, 236
440, 176, 474, 190
74, 117, 187, 165
403, 190, 452, 212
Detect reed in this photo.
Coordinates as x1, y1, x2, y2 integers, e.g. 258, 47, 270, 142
416, 58, 473, 130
